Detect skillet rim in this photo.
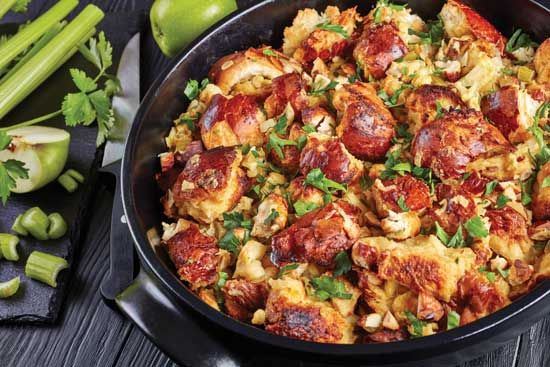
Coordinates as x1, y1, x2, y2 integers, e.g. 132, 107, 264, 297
121, 0, 550, 358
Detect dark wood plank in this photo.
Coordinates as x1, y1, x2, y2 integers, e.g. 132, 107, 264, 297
515, 318, 550, 367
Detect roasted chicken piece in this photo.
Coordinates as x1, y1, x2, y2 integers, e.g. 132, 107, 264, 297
162, 220, 226, 289
353, 22, 408, 80
486, 206, 534, 263
199, 94, 266, 149
425, 183, 477, 235
371, 174, 432, 218
300, 133, 363, 184
265, 277, 355, 343
534, 38, 550, 84
352, 235, 476, 302
532, 161, 550, 221
170, 147, 247, 223
411, 109, 514, 180
222, 279, 269, 322
405, 85, 466, 133
439, 0, 506, 54
271, 200, 361, 267
264, 72, 309, 118
481, 85, 540, 143
285, 6, 360, 66
456, 271, 510, 325
332, 82, 396, 161
209, 47, 302, 96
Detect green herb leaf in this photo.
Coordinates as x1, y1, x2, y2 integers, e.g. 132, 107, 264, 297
0, 131, 11, 150
464, 215, 489, 238
303, 124, 316, 134
217, 271, 228, 288
408, 16, 444, 46
405, 311, 426, 338
266, 133, 297, 160
263, 48, 278, 57
447, 224, 465, 248
62, 92, 95, 127
179, 116, 198, 133
277, 263, 300, 278
397, 195, 410, 212
315, 21, 350, 39
264, 209, 280, 225
496, 194, 511, 208
293, 200, 319, 217
223, 212, 252, 230
435, 101, 444, 119
447, 310, 460, 330
309, 80, 338, 96
542, 176, 550, 189
497, 267, 509, 279
479, 266, 496, 283
184, 78, 209, 101
310, 275, 352, 301
484, 180, 499, 196
435, 222, 449, 245
89, 90, 115, 146
395, 123, 413, 144
70, 68, 97, 93
304, 168, 347, 195
274, 115, 288, 135
0, 159, 28, 205
412, 165, 436, 194
218, 230, 242, 255
505, 29, 538, 53
334, 251, 352, 276
521, 178, 533, 205
12, 0, 32, 13
378, 84, 413, 108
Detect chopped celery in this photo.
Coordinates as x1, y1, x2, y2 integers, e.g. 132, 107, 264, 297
0, 0, 78, 73
0, 233, 19, 261
0, 4, 104, 120
0, 0, 17, 21
0, 276, 20, 298
11, 214, 28, 236
25, 251, 69, 287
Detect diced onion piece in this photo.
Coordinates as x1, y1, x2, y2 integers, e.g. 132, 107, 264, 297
25, 251, 69, 288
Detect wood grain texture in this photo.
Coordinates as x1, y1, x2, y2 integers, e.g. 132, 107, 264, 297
0, 0, 549, 366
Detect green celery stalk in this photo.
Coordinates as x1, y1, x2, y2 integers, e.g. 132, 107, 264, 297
0, 0, 78, 73
0, 21, 67, 84
0, 0, 17, 21
0, 5, 104, 120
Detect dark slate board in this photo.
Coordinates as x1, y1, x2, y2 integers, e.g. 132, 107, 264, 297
0, 11, 145, 323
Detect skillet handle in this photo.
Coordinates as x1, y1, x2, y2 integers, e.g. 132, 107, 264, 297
115, 269, 243, 366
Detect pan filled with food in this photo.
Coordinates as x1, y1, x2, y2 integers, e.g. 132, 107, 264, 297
112, 0, 550, 365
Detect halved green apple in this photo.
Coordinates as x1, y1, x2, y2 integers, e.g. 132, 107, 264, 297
0, 126, 70, 193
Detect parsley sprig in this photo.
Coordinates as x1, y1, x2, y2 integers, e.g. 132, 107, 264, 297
315, 21, 350, 39
0, 131, 29, 205
378, 84, 413, 108
309, 80, 338, 96
184, 78, 209, 101
405, 311, 426, 338
304, 168, 347, 200
310, 275, 352, 301
505, 29, 538, 53
293, 200, 319, 217
408, 16, 444, 46
380, 149, 412, 180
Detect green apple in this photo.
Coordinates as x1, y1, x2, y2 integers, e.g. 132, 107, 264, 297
150, 0, 238, 58
0, 126, 70, 193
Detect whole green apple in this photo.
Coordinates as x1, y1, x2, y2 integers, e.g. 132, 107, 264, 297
150, 0, 238, 58
0, 126, 70, 193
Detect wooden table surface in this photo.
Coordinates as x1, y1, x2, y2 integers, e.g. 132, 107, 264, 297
1, 1, 550, 366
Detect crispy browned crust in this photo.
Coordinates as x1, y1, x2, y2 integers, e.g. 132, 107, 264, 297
165, 224, 220, 289
200, 94, 265, 149
269, 123, 304, 173
300, 134, 363, 184
486, 207, 529, 242
425, 183, 477, 234
365, 329, 408, 343
457, 271, 510, 324
532, 162, 550, 221
417, 292, 444, 321
372, 174, 432, 216
353, 22, 407, 80
411, 109, 514, 179
222, 279, 269, 322
264, 73, 309, 118
333, 82, 395, 161
405, 85, 465, 132
446, 0, 507, 54
271, 201, 361, 267
265, 295, 344, 343
534, 38, 550, 84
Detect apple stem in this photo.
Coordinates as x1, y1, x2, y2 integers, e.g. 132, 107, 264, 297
0, 110, 62, 132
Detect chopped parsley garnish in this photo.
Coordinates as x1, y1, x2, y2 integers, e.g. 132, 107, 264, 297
334, 251, 352, 276
262, 48, 278, 57
501, 68, 515, 76
408, 16, 444, 46
296, 135, 308, 150
521, 177, 534, 205
528, 119, 550, 168
412, 166, 436, 194
309, 80, 339, 96
497, 267, 509, 279
496, 194, 511, 208
184, 78, 209, 100
223, 212, 252, 230
536, 102, 549, 125
178, 115, 198, 132
464, 216, 489, 239
304, 168, 347, 195
218, 230, 242, 255
484, 180, 499, 196
542, 176, 550, 189
310, 275, 352, 301
214, 271, 229, 305
505, 29, 538, 53
434, 222, 449, 245
360, 174, 374, 190
264, 209, 280, 225
404, 311, 426, 338
447, 311, 460, 330
378, 84, 413, 108
397, 195, 410, 212
277, 263, 300, 279
436, 222, 465, 248
349, 61, 364, 83
266, 133, 297, 160
380, 149, 412, 180
274, 115, 288, 135
302, 124, 316, 134
0, 131, 29, 205
293, 200, 319, 217
435, 101, 444, 120
315, 21, 350, 39
478, 266, 496, 283
394, 123, 414, 145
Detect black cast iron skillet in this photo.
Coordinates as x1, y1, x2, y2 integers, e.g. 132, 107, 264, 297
111, 0, 550, 366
